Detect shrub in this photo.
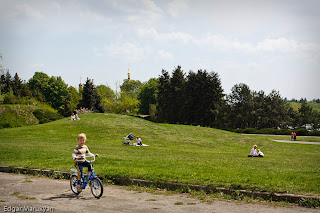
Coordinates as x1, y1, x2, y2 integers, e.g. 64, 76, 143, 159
0, 105, 39, 129
295, 128, 308, 136
259, 128, 277, 135
33, 109, 63, 124
75, 107, 94, 115
242, 128, 258, 134
308, 130, 320, 136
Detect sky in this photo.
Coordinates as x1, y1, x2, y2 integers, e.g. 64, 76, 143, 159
0, 0, 319, 100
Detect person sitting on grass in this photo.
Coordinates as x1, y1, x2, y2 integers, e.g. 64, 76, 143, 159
71, 113, 76, 120
75, 113, 80, 120
136, 136, 143, 146
248, 144, 258, 157
257, 149, 264, 157
72, 133, 98, 192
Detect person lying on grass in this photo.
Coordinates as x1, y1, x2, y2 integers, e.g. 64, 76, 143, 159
72, 133, 98, 192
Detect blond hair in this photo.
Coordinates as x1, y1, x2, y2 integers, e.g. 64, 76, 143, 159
78, 133, 87, 140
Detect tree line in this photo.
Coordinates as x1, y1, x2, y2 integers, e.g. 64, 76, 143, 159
0, 64, 319, 131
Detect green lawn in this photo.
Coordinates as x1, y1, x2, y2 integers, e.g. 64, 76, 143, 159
1, 113, 319, 195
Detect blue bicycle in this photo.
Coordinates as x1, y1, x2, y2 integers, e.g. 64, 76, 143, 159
70, 156, 103, 198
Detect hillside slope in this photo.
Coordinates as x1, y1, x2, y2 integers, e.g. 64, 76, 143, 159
0, 113, 319, 195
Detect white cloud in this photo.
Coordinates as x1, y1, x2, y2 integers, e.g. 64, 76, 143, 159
112, 0, 164, 25
167, 0, 190, 18
194, 34, 254, 52
10, 3, 43, 19
195, 34, 320, 54
157, 50, 174, 60
104, 42, 147, 62
256, 38, 320, 53
137, 28, 193, 43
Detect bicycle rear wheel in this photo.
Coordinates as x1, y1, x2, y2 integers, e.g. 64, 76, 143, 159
90, 177, 103, 198
70, 175, 80, 195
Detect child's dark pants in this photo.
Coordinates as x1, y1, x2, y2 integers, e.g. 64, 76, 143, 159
75, 161, 92, 183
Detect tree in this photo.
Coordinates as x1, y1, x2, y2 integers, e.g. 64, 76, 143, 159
62, 86, 81, 116
3, 70, 12, 94
298, 103, 313, 128
96, 85, 115, 100
116, 91, 139, 115
227, 83, 253, 129
263, 90, 290, 129
137, 78, 159, 115
184, 70, 224, 127
12, 73, 23, 97
45, 76, 68, 111
97, 85, 116, 113
28, 72, 50, 102
120, 79, 143, 99
157, 69, 171, 122
168, 66, 185, 123
251, 90, 266, 129
78, 78, 103, 112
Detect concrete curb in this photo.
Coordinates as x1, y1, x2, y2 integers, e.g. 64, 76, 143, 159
1, 165, 319, 204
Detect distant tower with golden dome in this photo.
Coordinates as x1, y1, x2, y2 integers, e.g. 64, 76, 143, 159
128, 64, 131, 80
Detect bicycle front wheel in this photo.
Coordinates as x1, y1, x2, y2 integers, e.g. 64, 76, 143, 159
90, 177, 103, 198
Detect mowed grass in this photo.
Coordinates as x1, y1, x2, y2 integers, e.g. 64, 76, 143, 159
1, 113, 319, 195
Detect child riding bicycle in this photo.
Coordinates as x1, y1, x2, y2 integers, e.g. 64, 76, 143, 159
72, 133, 98, 192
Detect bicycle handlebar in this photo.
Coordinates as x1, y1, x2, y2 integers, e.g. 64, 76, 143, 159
86, 155, 95, 163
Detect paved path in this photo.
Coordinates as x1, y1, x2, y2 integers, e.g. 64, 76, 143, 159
0, 173, 319, 213
269, 139, 320, 145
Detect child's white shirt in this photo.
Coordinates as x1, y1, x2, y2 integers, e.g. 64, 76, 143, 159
250, 148, 257, 156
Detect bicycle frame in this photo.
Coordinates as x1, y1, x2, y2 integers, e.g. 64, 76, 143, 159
71, 156, 98, 190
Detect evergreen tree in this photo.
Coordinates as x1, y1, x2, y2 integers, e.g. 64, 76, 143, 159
184, 70, 224, 127
12, 73, 23, 97
168, 66, 185, 123
157, 69, 171, 122
3, 70, 12, 94
0, 73, 5, 94
78, 78, 103, 112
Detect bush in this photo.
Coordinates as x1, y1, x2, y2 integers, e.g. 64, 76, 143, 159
308, 130, 320, 136
259, 128, 277, 135
242, 128, 258, 134
229, 127, 320, 136
0, 105, 39, 129
295, 128, 308, 136
33, 109, 63, 124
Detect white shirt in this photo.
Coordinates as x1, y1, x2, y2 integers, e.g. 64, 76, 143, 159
250, 148, 257, 156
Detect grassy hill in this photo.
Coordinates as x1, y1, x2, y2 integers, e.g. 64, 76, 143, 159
288, 101, 320, 113
0, 113, 319, 195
